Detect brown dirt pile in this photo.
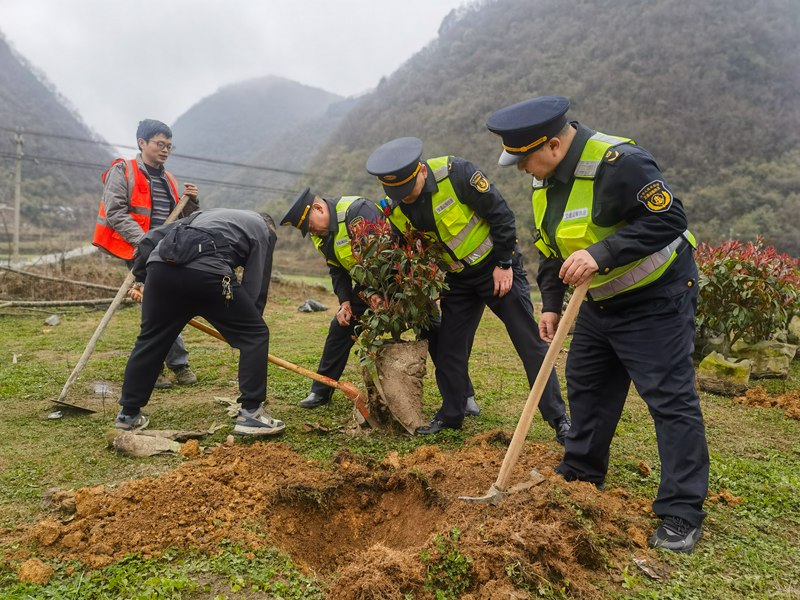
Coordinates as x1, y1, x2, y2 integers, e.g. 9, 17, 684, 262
734, 386, 800, 419
707, 488, 743, 506
16, 558, 55, 585
20, 433, 661, 598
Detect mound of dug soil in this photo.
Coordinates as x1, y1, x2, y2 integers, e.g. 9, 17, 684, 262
21, 433, 661, 598
734, 386, 800, 419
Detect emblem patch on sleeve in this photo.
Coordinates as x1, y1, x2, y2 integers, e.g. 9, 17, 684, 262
348, 216, 364, 229
469, 171, 490, 193
637, 180, 673, 212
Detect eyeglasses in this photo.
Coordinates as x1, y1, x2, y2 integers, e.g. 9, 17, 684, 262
150, 140, 174, 151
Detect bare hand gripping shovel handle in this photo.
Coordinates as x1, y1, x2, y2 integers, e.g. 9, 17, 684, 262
186, 318, 379, 429
460, 279, 591, 505
55, 195, 191, 411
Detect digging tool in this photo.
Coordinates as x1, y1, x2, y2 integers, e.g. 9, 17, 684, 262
54, 195, 191, 412
186, 318, 380, 428
460, 279, 591, 505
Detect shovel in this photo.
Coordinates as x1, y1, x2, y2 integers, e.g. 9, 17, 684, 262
460, 279, 590, 505
186, 318, 379, 428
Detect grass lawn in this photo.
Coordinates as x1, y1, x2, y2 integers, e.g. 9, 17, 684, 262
0, 271, 798, 598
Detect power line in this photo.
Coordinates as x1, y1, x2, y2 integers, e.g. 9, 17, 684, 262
0, 152, 299, 196
0, 125, 308, 177
0, 126, 375, 194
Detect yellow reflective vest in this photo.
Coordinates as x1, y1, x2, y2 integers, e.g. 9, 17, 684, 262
311, 197, 361, 271
387, 156, 493, 272
532, 133, 695, 300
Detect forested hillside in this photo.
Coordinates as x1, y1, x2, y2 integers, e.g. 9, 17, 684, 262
168, 76, 351, 209
307, 0, 800, 256
0, 33, 113, 230
2, 0, 798, 257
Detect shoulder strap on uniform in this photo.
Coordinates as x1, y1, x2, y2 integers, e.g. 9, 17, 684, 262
429, 156, 452, 182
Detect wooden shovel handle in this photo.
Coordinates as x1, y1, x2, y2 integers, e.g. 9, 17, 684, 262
186, 318, 332, 381
186, 318, 377, 426
493, 280, 591, 491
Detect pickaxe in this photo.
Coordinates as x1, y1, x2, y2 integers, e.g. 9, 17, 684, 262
459, 279, 590, 505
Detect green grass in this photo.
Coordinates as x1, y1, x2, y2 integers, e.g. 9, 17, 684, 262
0, 544, 323, 599
0, 275, 799, 598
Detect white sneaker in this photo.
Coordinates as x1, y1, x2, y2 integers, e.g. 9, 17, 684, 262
234, 406, 286, 436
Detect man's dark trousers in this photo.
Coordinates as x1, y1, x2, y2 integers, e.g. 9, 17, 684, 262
434, 259, 565, 427
309, 293, 369, 399
120, 263, 270, 411
558, 281, 709, 526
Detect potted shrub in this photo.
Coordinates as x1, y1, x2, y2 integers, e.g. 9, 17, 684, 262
695, 237, 800, 389
348, 219, 449, 433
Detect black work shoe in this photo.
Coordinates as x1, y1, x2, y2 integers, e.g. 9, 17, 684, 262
649, 515, 703, 554
299, 392, 329, 409
549, 414, 571, 446
554, 466, 606, 491
465, 395, 481, 417
414, 419, 461, 435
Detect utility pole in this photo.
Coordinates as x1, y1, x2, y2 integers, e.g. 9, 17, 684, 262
13, 130, 23, 263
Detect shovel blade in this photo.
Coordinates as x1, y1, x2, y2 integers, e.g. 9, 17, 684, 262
459, 470, 545, 505
52, 399, 97, 414
459, 484, 508, 505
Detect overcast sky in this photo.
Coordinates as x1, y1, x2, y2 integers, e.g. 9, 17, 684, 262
1, 0, 468, 147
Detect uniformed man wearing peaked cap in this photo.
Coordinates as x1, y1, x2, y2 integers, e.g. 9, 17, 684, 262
281, 188, 383, 408
280, 185, 479, 414
486, 96, 709, 554
486, 96, 570, 167
365, 137, 424, 202
365, 137, 570, 440
280, 187, 315, 237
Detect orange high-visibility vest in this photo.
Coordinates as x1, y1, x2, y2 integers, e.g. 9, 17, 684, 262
92, 158, 180, 260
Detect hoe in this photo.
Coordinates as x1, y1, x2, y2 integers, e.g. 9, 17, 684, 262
460, 280, 590, 505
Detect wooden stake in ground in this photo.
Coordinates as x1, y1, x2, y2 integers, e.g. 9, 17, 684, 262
54, 195, 191, 411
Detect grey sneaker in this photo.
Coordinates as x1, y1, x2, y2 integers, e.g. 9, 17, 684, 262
154, 371, 172, 389
173, 365, 197, 386
649, 515, 703, 554
465, 395, 481, 417
234, 406, 286, 436
115, 411, 150, 431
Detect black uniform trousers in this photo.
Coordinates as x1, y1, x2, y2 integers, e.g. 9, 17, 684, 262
310, 290, 476, 400
119, 263, 270, 412
557, 280, 709, 527
434, 260, 566, 427
309, 293, 369, 399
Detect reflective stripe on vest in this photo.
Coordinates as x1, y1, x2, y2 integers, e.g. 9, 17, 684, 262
590, 232, 691, 298
92, 158, 180, 260
387, 156, 493, 272
311, 196, 361, 271
531, 132, 694, 300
